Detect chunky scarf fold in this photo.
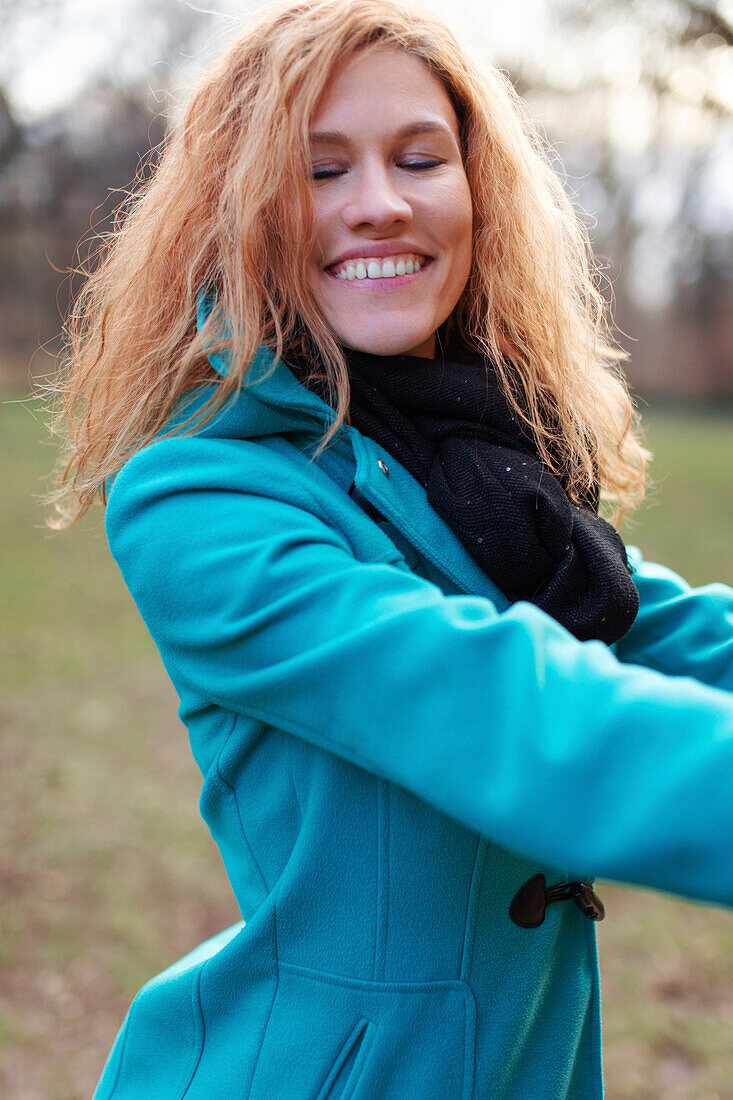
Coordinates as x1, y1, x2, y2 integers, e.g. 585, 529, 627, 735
287, 339, 638, 644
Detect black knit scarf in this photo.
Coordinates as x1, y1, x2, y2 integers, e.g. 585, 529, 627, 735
286, 337, 638, 644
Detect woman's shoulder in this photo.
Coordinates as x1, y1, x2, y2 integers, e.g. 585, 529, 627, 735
102, 392, 360, 571
105, 427, 325, 521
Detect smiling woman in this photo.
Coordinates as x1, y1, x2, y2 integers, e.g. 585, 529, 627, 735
43, 0, 733, 1097
305, 49, 472, 359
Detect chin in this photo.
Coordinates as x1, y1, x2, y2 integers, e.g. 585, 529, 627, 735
334, 324, 436, 359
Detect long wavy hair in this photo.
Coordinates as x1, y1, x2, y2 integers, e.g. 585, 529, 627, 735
45, 0, 649, 529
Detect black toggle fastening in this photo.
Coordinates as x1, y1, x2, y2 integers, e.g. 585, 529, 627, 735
509, 874, 605, 928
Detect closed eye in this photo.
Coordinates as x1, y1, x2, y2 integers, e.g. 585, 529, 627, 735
401, 160, 443, 171
312, 160, 444, 181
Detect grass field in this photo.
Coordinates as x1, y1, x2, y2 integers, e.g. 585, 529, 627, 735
1, 389, 732, 1099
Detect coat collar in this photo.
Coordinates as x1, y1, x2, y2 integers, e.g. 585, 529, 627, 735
191, 290, 509, 609
194, 289, 344, 442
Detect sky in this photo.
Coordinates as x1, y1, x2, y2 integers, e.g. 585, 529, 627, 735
0, 0, 701, 117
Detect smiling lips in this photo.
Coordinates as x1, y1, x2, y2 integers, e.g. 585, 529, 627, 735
326, 255, 433, 288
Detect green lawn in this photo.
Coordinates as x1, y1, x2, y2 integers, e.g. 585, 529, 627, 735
1, 390, 731, 1099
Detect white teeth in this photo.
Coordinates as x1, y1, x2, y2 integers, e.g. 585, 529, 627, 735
332, 254, 426, 280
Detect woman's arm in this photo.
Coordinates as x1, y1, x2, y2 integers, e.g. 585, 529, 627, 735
613, 546, 733, 692
106, 437, 733, 910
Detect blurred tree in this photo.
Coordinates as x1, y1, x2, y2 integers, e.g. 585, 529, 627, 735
0, 88, 20, 164
512, 0, 733, 396
0, 0, 204, 375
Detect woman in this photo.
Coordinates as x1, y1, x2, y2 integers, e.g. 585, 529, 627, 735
47, 0, 733, 1096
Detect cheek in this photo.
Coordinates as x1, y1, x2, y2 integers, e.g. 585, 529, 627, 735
437, 177, 473, 259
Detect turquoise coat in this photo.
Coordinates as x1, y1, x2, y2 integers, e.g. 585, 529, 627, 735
94, 295, 733, 1099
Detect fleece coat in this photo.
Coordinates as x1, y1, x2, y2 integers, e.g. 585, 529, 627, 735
92, 293, 733, 1100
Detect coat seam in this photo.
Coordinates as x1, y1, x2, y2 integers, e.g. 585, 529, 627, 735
460, 837, 488, 983
180, 964, 207, 1098
179, 968, 200, 1098
383, 781, 391, 982
246, 902, 280, 1099
278, 958, 471, 994
463, 983, 478, 1100
287, 739, 303, 820
214, 712, 269, 895
373, 779, 390, 982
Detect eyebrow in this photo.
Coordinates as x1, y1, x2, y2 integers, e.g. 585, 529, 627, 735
308, 120, 456, 146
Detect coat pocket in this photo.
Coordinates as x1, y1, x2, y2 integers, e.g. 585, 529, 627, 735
315, 1016, 377, 1100
248, 959, 475, 1100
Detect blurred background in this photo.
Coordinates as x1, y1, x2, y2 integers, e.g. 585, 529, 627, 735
0, 0, 731, 1097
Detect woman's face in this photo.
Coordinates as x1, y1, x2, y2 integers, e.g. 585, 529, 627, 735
306, 46, 473, 359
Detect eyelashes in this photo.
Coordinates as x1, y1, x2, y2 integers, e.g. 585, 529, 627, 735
312, 160, 444, 181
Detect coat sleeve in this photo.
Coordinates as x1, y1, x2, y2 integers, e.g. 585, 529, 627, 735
105, 437, 733, 910
612, 545, 733, 693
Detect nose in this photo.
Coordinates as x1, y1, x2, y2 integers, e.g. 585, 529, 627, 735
340, 158, 413, 232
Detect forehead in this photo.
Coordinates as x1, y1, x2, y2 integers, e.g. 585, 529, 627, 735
310, 46, 460, 145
